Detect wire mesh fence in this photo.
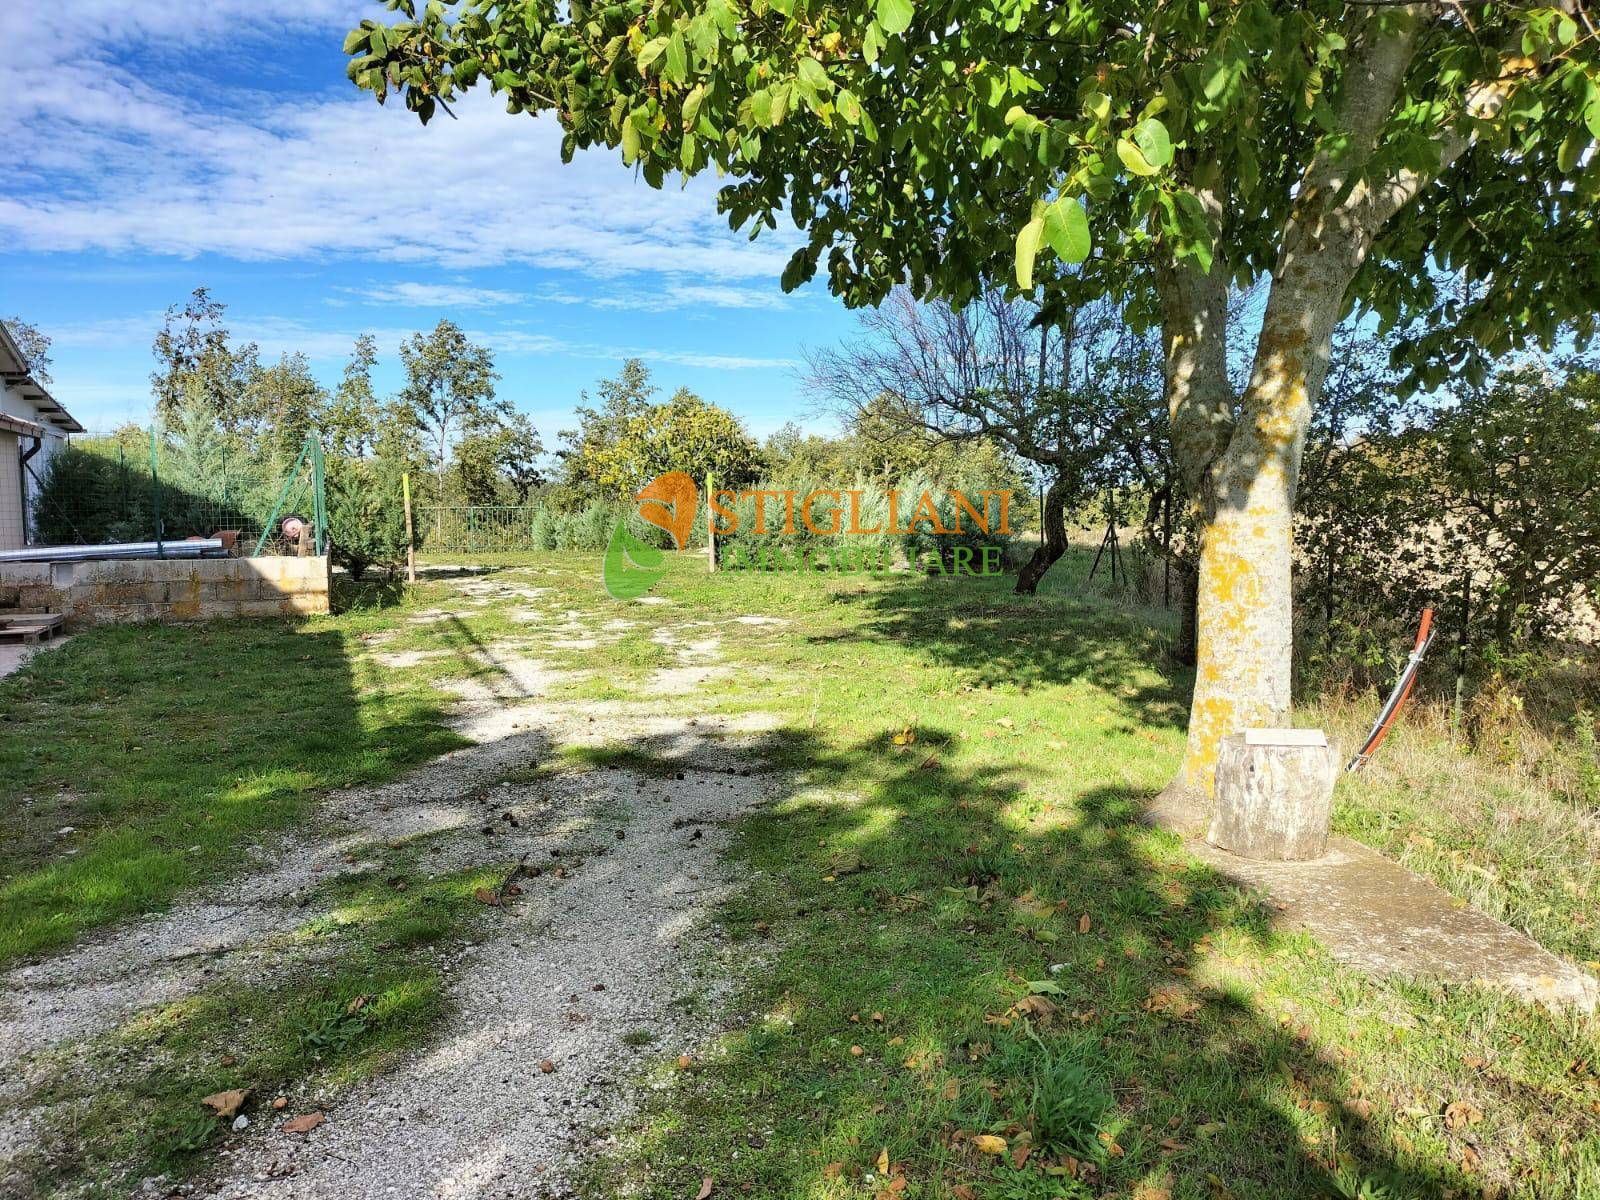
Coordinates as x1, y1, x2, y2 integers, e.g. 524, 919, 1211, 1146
417, 506, 547, 553
27, 426, 327, 557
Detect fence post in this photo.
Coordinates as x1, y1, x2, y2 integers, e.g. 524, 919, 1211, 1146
252, 437, 312, 557
402, 472, 417, 583
1452, 569, 1471, 737
310, 437, 327, 556
149, 427, 165, 559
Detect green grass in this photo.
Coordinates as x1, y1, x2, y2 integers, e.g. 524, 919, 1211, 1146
3, 549, 1597, 1199
0, 610, 468, 965
20, 844, 507, 1193
554, 552, 1599, 1200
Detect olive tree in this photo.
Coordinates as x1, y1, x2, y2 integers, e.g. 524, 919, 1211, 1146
345, 0, 1600, 802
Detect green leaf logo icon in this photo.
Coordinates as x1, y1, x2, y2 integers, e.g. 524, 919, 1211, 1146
602, 519, 668, 600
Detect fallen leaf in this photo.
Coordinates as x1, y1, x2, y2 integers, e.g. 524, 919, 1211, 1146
1011, 1142, 1032, 1168
695, 1177, 714, 1199
1342, 1098, 1375, 1120
971, 1134, 1008, 1155
271, 1096, 288, 1110
850, 1045, 865, 1057
1077, 913, 1092, 934
1012, 994, 1058, 1023
952, 1188, 977, 1200
877, 1146, 890, 1173
891, 727, 915, 746
1443, 1100, 1483, 1132
473, 887, 500, 906
218, 1054, 236, 1067
540, 1059, 557, 1074
822, 1162, 843, 1179
280, 1112, 325, 1135
201, 1089, 251, 1119
826, 850, 864, 877
1133, 1180, 1174, 1200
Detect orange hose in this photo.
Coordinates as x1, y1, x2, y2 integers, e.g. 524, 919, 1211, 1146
1358, 607, 1434, 762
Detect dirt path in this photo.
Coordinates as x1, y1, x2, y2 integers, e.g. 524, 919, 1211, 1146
0, 573, 787, 1198
208, 726, 774, 1200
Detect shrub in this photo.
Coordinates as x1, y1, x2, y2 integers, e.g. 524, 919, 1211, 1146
328, 464, 409, 580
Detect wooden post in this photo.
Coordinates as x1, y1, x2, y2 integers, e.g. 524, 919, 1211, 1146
706, 471, 715, 572
1207, 729, 1338, 861
402, 472, 417, 584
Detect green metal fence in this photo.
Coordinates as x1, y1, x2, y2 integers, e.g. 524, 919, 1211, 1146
30, 428, 328, 557
418, 505, 546, 553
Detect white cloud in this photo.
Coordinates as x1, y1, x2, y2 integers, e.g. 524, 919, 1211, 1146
44, 312, 789, 373
536, 282, 792, 313
0, 4, 797, 282
346, 283, 529, 309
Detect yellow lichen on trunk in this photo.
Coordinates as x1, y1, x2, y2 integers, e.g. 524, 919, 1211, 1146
1178, 355, 1306, 795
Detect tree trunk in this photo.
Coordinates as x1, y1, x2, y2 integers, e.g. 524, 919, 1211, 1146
1160, 6, 1435, 801
1014, 474, 1069, 595
1173, 557, 1198, 667
1176, 435, 1299, 792
1207, 731, 1337, 861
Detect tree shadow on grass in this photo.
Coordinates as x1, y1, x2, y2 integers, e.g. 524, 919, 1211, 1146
0, 617, 460, 966
605, 719, 1497, 1200
814, 572, 1191, 733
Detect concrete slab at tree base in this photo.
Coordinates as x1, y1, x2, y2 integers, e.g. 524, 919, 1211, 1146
1145, 787, 1598, 1012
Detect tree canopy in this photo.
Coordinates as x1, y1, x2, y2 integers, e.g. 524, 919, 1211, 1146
348, 1, 1598, 389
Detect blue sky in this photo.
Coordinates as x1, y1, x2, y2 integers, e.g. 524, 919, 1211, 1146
0, 1, 859, 444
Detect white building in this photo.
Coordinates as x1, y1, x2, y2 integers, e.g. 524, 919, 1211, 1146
0, 323, 84, 550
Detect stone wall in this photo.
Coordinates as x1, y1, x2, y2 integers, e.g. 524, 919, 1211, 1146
0, 555, 330, 626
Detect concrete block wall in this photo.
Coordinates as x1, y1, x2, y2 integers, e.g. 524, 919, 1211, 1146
0, 555, 330, 627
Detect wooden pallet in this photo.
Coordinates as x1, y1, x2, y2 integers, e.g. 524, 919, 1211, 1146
0, 613, 65, 644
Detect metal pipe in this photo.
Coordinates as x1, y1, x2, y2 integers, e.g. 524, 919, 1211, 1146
0, 539, 227, 564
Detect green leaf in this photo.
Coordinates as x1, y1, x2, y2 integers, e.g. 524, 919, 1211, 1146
862, 21, 884, 64
876, 0, 914, 37
1015, 215, 1044, 289
1042, 196, 1091, 264
836, 88, 861, 125
1117, 138, 1160, 177
621, 117, 641, 164
798, 57, 832, 94
1131, 117, 1172, 168
342, 29, 369, 55
683, 83, 708, 128
1558, 129, 1586, 173
637, 36, 669, 74
665, 31, 688, 83
368, 25, 388, 55
750, 88, 774, 127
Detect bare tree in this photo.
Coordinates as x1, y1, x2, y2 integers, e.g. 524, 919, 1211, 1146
807, 288, 1168, 595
